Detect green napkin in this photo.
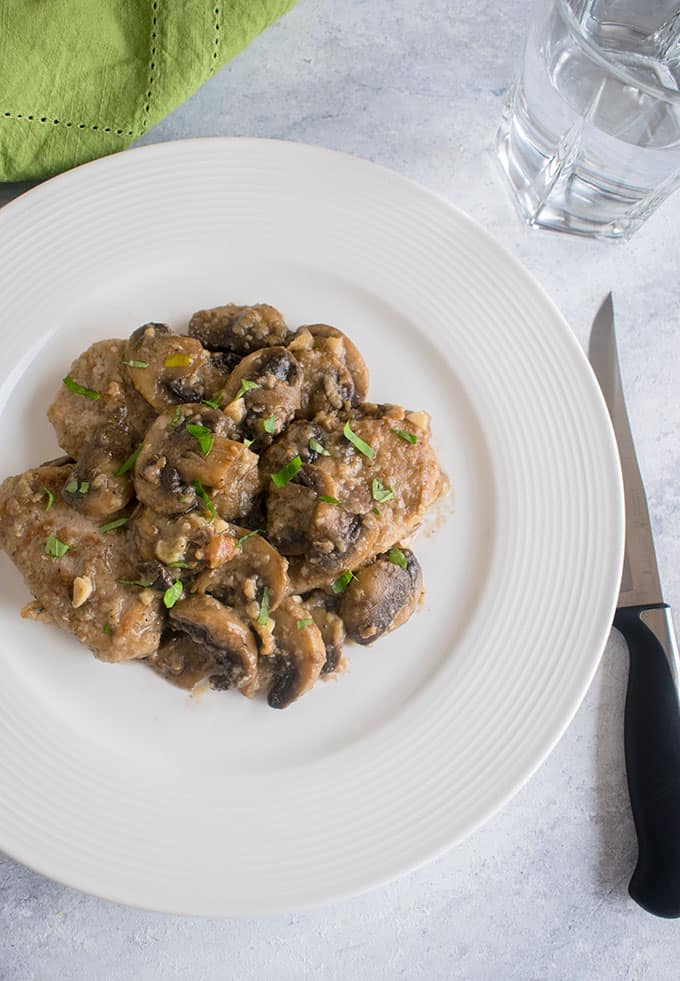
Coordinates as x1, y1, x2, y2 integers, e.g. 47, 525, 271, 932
0, 0, 296, 182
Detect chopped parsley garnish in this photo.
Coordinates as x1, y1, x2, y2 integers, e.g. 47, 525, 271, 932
113, 444, 142, 477
256, 586, 270, 626
63, 375, 100, 401
243, 438, 254, 448
235, 378, 261, 400
186, 423, 214, 457
319, 495, 342, 505
262, 414, 276, 434
65, 478, 89, 496
236, 528, 262, 549
120, 359, 149, 369
343, 420, 375, 459
388, 547, 408, 569
103, 624, 113, 635
170, 406, 184, 429
99, 517, 129, 533
202, 391, 224, 410
271, 455, 302, 488
372, 506, 381, 516
116, 578, 153, 588
79, 481, 90, 494
192, 479, 215, 521
371, 478, 395, 503
331, 570, 355, 594
44, 534, 71, 558
392, 428, 418, 444
296, 618, 314, 629
164, 353, 192, 368
309, 437, 330, 457
167, 560, 197, 569
163, 580, 183, 609
42, 486, 54, 511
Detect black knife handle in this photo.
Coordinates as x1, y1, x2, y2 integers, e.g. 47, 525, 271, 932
614, 603, 680, 918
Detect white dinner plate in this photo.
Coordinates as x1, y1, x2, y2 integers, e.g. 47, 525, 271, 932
0, 139, 623, 915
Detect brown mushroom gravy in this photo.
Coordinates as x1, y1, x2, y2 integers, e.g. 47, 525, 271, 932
0, 304, 446, 708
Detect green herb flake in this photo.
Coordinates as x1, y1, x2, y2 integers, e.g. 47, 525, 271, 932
120, 359, 150, 369
163, 580, 184, 609
331, 570, 355, 594
256, 586, 271, 626
343, 420, 375, 459
371, 478, 395, 504
192, 479, 216, 521
44, 534, 71, 558
63, 375, 100, 401
372, 506, 381, 516
116, 578, 153, 588
296, 618, 314, 629
319, 495, 342, 505
309, 437, 330, 457
202, 391, 224, 410
99, 517, 129, 533
388, 547, 408, 569
392, 428, 418, 445
262, 414, 276, 434
235, 378, 261, 400
237, 528, 262, 549
103, 624, 113, 635
78, 481, 90, 495
113, 444, 142, 477
170, 406, 184, 429
164, 353, 192, 368
186, 423, 214, 457
243, 438, 255, 448
65, 478, 79, 494
271, 455, 302, 488
167, 560, 197, 570
42, 486, 54, 511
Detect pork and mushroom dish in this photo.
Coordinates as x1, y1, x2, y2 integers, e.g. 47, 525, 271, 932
0, 303, 446, 709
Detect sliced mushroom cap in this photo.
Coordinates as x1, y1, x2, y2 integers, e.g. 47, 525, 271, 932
130, 507, 239, 571
133, 405, 259, 518
340, 549, 423, 645
61, 424, 135, 519
267, 596, 326, 709
147, 632, 216, 690
195, 528, 288, 617
221, 347, 303, 447
123, 323, 219, 412
188, 303, 290, 355
169, 594, 258, 690
301, 590, 346, 674
288, 324, 369, 418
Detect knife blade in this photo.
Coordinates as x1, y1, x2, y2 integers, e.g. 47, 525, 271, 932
589, 293, 680, 919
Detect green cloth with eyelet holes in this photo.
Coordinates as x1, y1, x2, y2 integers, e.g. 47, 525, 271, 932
0, 0, 297, 182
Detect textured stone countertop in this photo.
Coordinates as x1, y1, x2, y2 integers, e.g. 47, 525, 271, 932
1, 1, 679, 978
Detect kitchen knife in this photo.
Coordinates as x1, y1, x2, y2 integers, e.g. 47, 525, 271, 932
589, 293, 680, 918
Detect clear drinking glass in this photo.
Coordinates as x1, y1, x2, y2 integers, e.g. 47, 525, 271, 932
497, 0, 680, 239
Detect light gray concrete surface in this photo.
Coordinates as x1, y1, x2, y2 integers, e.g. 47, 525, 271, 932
2, 1, 680, 978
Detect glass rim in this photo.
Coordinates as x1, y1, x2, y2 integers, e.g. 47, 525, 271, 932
558, 0, 680, 105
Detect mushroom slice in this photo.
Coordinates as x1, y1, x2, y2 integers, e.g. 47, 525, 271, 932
169, 595, 258, 690
61, 423, 135, 519
130, 507, 238, 572
188, 303, 290, 354
221, 347, 303, 447
195, 528, 289, 617
133, 405, 259, 518
301, 590, 346, 674
288, 323, 369, 418
267, 596, 326, 709
147, 632, 216, 690
340, 549, 424, 645
122, 322, 218, 413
